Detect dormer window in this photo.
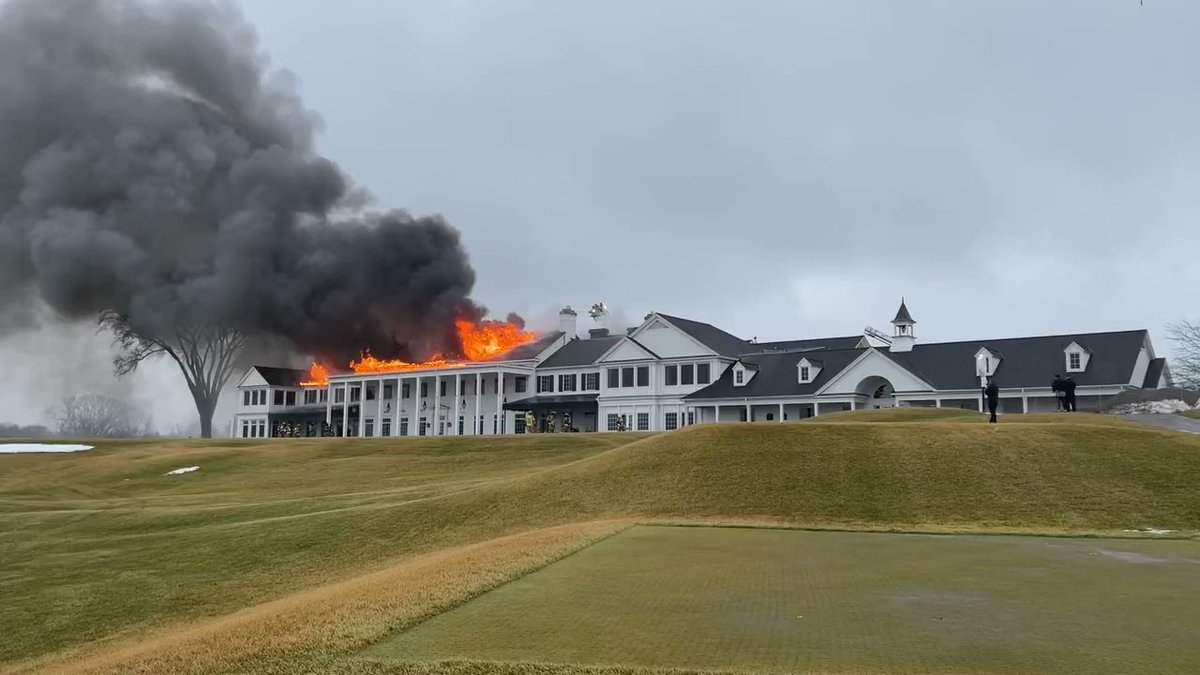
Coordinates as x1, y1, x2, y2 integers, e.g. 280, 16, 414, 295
796, 357, 822, 384
735, 370, 744, 384
1064, 342, 1090, 373
974, 348, 1001, 379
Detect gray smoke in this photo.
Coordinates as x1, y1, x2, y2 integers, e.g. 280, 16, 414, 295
0, 0, 481, 364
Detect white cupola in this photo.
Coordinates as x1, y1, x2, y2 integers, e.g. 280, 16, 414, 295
889, 298, 917, 353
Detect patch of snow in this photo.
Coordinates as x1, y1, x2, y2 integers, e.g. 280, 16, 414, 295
1110, 399, 1192, 414
1123, 528, 1175, 535
0, 443, 94, 454
164, 465, 199, 476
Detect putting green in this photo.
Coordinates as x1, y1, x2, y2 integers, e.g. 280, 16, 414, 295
364, 525, 1200, 674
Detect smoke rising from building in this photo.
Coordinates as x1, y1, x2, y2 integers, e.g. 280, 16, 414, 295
0, 0, 483, 366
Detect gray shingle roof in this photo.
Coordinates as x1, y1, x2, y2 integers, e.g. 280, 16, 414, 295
253, 366, 308, 387
1143, 358, 1167, 389
744, 336, 865, 354
656, 313, 751, 357
687, 329, 1149, 399
880, 330, 1148, 390
893, 300, 915, 324
685, 348, 866, 400
537, 336, 623, 368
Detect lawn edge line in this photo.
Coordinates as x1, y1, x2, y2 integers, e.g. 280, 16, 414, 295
634, 518, 1200, 541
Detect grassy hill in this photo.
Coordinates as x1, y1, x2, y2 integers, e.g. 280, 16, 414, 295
3, 410, 1199, 673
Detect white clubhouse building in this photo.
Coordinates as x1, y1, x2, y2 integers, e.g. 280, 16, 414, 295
232, 301, 1172, 438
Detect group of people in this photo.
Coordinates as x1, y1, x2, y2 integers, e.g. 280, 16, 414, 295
981, 373, 1079, 424
523, 410, 579, 433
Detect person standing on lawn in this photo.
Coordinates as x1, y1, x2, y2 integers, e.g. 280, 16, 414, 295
1052, 374, 1066, 411
1063, 375, 1078, 412
985, 378, 1000, 423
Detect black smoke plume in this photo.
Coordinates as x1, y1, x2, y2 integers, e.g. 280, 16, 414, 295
0, 0, 482, 365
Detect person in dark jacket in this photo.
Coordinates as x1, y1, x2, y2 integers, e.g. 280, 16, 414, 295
1052, 374, 1066, 411
1063, 376, 1078, 412
985, 378, 1000, 423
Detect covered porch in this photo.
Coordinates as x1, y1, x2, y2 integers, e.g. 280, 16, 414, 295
504, 394, 599, 433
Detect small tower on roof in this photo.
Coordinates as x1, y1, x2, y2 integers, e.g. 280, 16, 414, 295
889, 298, 916, 353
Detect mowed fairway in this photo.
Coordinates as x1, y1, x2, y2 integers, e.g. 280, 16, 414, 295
366, 525, 1200, 674
2, 410, 1200, 674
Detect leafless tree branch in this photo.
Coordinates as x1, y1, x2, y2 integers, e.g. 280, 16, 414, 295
1166, 319, 1200, 388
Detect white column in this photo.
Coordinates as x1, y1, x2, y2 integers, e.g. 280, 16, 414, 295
745, 402, 751, 422
357, 382, 366, 438
1022, 391, 1029, 414
495, 371, 503, 434
325, 386, 332, 426
850, 399, 857, 411
393, 377, 401, 436
474, 372, 482, 435
935, 399, 942, 408
341, 384, 349, 437
977, 392, 984, 412
415, 376, 423, 435
813, 401, 820, 417
454, 373, 461, 435
778, 402, 784, 422
433, 374, 441, 435
376, 378, 383, 437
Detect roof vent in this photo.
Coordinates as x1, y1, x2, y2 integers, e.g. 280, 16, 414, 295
588, 328, 610, 339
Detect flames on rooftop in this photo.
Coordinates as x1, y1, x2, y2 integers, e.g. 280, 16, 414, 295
301, 318, 538, 386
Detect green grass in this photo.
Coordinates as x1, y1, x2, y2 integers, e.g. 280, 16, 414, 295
1183, 408, 1200, 420
3, 416, 1200, 673
365, 525, 1200, 674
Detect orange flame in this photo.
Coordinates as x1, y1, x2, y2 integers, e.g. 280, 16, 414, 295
300, 319, 538, 386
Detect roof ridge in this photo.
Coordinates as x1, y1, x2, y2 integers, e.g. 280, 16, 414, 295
917, 328, 1147, 347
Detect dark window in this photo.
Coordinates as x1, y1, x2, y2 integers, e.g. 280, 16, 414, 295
334, 388, 345, 403
243, 391, 251, 406
559, 374, 577, 392
274, 389, 284, 406
697, 363, 711, 384
419, 416, 427, 436
320, 389, 328, 402
665, 365, 678, 386
382, 419, 392, 437
583, 373, 600, 391
622, 367, 634, 387
384, 384, 394, 399
665, 412, 678, 430
241, 420, 249, 438
459, 380, 466, 395
420, 382, 428, 398
402, 383, 411, 399
607, 368, 620, 388
285, 391, 296, 406
515, 376, 528, 393
766, 413, 775, 421
637, 366, 649, 387
365, 419, 374, 437
681, 364, 694, 385
538, 375, 554, 393
303, 390, 317, 405
400, 418, 409, 436
637, 413, 649, 431
687, 411, 694, 426
735, 370, 744, 385
350, 387, 361, 402
607, 414, 621, 431
800, 366, 810, 382
440, 381, 447, 397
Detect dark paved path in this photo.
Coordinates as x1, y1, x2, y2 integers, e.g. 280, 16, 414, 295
1117, 413, 1200, 435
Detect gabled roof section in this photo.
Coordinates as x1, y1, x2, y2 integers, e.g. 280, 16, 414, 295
251, 366, 307, 387
686, 348, 866, 400
596, 336, 661, 363
655, 313, 750, 357
538, 335, 623, 368
1143, 358, 1168, 389
892, 300, 915, 324
882, 330, 1149, 390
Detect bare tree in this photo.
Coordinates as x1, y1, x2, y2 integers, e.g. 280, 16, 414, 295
101, 311, 245, 439
49, 393, 150, 438
1166, 320, 1200, 388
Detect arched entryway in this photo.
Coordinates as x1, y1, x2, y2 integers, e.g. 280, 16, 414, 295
855, 376, 896, 409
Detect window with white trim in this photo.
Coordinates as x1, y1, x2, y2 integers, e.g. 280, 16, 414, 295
800, 366, 810, 382
607, 413, 621, 431
636, 413, 649, 431
582, 373, 600, 391
735, 370, 744, 385
665, 365, 678, 386
697, 363, 711, 384
558, 374, 577, 392
1069, 352, 1081, 370
537, 375, 554, 393
681, 364, 694, 385
665, 412, 678, 430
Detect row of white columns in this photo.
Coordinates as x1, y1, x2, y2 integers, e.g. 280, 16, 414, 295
324, 370, 511, 437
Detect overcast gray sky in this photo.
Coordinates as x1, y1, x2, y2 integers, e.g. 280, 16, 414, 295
5, 0, 1199, 432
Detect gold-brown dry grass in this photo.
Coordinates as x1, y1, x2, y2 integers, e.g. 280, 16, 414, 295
4, 416, 1200, 674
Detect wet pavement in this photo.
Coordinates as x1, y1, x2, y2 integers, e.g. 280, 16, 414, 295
1118, 413, 1200, 434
